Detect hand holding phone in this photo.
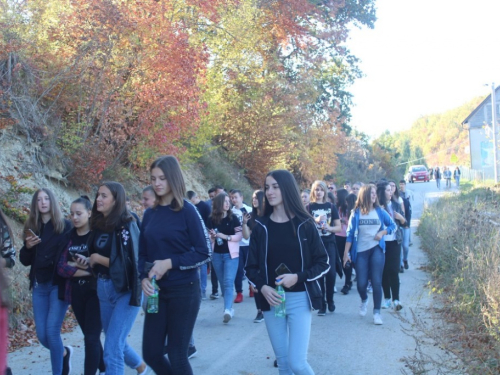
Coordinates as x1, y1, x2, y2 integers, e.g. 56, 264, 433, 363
24, 229, 41, 249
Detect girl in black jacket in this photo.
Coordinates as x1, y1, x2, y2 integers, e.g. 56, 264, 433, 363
245, 170, 329, 375
19, 188, 72, 375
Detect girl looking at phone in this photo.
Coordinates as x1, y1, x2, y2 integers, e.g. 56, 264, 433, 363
20, 188, 72, 375
57, 196, 105, 375
207, 193, 242, 323
245, 170, 329, 375
139, 155, 211, 374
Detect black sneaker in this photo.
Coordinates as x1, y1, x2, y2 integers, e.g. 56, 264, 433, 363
274, 359, 278, 368
210, 292, 220, 299
404, 260, 409, 270
254, 311, 264, 323
62, 346, 73, 375
341, 285, 350, 295
327, 301, 335, 313
317, 307, 326, 316
399, 266, 404, 273
188, 346, 197, 359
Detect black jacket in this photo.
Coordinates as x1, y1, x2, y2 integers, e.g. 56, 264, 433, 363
245, 215, 330, 311
20, 219, 72, 290
90, 220, 141, 307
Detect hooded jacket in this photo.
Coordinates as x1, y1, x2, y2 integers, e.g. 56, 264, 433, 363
245, 215, 330, 311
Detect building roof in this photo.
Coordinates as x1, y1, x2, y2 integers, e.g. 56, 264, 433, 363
461, 86, 500, 127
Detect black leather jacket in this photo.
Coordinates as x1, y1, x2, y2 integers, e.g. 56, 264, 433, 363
90, 220, 141, 306
245, 215, 330, 311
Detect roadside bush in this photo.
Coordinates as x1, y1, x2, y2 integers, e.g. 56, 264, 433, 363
419, 188, 500, 373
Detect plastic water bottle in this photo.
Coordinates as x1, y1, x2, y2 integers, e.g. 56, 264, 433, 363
214, 229, 224, 246
147, 276, 159, 313
275, 285, 286, 318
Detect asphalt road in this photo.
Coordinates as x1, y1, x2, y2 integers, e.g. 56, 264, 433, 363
8, 179, 459, 375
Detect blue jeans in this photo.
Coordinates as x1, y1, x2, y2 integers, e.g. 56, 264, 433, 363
97, 279, 142, 375
455, 176, 460, 186
32, 282, 69, 375
211, 252, 239, 311
199, 264, 207, 295
234, 246, 249, 293
355, 245, 385, 313
401, 227, 410, 265
263, 292, 314, 375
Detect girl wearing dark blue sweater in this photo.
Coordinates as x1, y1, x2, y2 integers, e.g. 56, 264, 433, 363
139, 155, 211, 375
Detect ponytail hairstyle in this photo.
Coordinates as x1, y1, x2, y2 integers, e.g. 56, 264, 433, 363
72, 195, 92, 211
150, 155, 186, 211
24, 188, 65, 238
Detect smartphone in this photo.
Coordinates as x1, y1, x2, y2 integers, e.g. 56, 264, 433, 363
240, 207, 247, 214
24, 228, 38, 239
275, 263, 292, 276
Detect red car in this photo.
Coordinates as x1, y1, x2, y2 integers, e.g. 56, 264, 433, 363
406, 165, 429, 183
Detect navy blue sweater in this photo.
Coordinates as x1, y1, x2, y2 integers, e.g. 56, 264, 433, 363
138, 200, 211, 287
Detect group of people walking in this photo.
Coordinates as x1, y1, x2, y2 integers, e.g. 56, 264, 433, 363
430, 166, 461, 188
3, 158, 417, 375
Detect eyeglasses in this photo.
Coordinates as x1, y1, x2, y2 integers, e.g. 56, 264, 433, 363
328, 187, 334, 190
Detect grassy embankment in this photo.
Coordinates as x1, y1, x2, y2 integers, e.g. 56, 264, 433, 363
418, 183, 500, 373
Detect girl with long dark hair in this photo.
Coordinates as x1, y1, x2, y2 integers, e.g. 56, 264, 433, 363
246, 170, 329, 374
57, 196, 105, 375
377, 182, 406, 311
139, 155, 210, 374
335, 189, 353, 295
207, 193, 242, 323
20, 188, 72, 375
307, 180, 341, 316
343, 184, 396, 325
86, 182, 146, 375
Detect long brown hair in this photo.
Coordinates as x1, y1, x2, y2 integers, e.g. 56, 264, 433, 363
150, 155, 186, 211
23, 188, 65, 238
210, 193, 232, 225
354, 184, 379, 215
91, 182, 132, 232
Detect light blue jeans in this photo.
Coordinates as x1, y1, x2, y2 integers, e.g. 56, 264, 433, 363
32, 282, 69, 375
263, 291, 314, 375
199, 264, 207, 295
97, 279, 142, 375
401, 227, 410, 265
211, 252, 239, 311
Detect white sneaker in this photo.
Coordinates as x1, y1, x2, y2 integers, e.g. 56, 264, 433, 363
359, 300, 368, 316
367, 281, 373, 293
382, 298, 392, 309
394, 300, 403, 311
223, 308, 234, 323
373, 313, 383, 325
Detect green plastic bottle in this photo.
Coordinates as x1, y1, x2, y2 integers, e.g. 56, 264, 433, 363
147, 275, 159, 313
275, 285, 286, 318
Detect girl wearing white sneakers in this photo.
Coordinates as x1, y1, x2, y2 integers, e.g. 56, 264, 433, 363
343, 184, 396, 325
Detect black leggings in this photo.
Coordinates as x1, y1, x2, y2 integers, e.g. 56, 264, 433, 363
143, 280, 201, 375
382, 240, 401, 301
70, 279, 105, 375
319, 239, 337, 305
335, 235, 352, 287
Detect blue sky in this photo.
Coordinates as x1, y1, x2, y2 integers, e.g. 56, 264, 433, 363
347, 0, 500, 138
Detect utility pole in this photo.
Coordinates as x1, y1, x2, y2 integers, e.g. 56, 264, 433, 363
491, 83, 499, 184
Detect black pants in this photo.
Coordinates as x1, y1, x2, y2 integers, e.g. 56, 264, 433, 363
210, 262, 219, 294
335, 235, 352, 287
70, 279, 105, 375
319, 240, 337, 305
382, 240, 401, 301
143, 280, 201, 375
234, 246, 249, 293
